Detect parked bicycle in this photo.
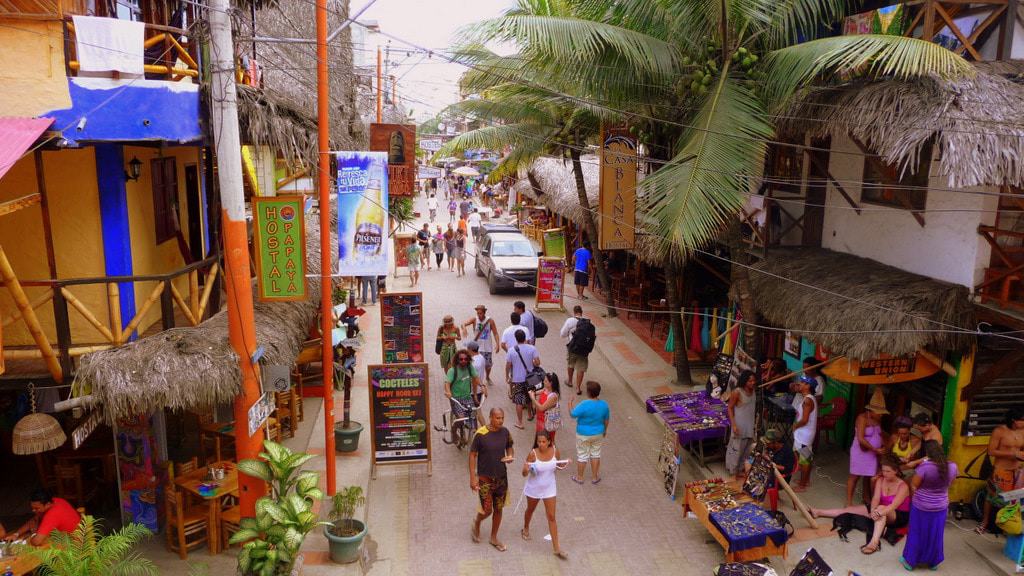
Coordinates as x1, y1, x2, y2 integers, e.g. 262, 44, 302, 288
433, 397, 479, 450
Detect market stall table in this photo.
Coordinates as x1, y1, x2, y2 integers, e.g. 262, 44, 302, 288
2, 542, 45, 575
646, 391, 729, 467
174, 460, 239, 555
683, 480, 788, 562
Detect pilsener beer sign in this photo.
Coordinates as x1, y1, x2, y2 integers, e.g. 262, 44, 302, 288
254, 196, 307, 301
599, 126, 637, 250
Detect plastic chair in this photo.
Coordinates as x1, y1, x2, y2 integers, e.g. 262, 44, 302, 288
816, 397, 848, 447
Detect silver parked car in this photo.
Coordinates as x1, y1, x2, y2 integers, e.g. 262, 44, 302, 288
475, 232, 540, 294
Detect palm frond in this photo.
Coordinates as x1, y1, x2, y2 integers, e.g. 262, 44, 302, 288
641, 75, 772, 255
434, 124, 552, 161
761, 34, 974, 109
761, 0, 849, 48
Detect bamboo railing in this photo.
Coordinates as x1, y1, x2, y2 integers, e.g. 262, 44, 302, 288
0, 253, 221, 382
63, 20, 200, 81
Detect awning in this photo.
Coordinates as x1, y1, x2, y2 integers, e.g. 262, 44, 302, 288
0, 117, 55, 181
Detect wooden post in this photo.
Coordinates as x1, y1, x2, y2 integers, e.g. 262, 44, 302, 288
774, 467, 818, 529
759, 357, 842, 390
34, 151, 58, 280
160, 279, 175, 331
0, 246, 63, 382
188, 270, 200, 321
61, 287, 115, 343
2, 289, 53, 329
197, 263, 219, 319
169, 281, 198, 326
120, 282, 164, 341
922, 0, 937, 42
107, 283, 122, 345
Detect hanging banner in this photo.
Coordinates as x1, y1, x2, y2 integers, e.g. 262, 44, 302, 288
420, 138, 443, 152
380, 292, 424, 364
393, 232, 417, 276
417, 165, 443, 179
253, 196, 307, 301
371, 123, 416, 196
336, 151, 390, 276
368, 363, 431, 475
542, 228, 567, 259
535, 257, 566, 311
599, 126, 637, 250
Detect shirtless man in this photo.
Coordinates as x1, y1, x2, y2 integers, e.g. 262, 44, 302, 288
978, 408, 1024, 533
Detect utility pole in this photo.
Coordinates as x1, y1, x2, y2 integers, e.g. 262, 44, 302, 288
376, 46, 383, 123
316, 0, 337, 495
207, 0, 265, 516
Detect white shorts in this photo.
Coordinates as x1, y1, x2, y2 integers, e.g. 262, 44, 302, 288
576, 433, 604, 462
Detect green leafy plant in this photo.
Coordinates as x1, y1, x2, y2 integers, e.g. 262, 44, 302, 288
388, 197, 416, 233
327, 486, 366, 537
230, 440, 326, 576
331, 286, 348, 306
29, 515, 156, 576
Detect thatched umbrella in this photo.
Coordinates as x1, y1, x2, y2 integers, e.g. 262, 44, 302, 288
74, 212, 333, 423
780, 62, 1024, 188
748, 247, 974, 360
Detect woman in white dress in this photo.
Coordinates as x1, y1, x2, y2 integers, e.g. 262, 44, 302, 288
521, 431, 568, 559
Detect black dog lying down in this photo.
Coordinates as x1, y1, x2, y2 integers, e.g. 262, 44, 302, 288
832, 513, 875, 546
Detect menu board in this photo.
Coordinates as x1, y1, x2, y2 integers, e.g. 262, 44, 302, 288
380, 292, 424, 364
368, 363, 431, 467
393, 232, 417, 273
542, 228, 567, 259
535, 257, 565, 310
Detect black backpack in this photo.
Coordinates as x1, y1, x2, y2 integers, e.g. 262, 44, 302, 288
567, 318, 596, 355
532, 316, 549, 338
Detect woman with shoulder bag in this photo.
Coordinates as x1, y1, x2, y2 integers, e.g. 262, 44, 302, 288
529, 373, 562, 446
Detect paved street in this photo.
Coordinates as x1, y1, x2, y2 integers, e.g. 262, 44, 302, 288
359, 195, 721, 576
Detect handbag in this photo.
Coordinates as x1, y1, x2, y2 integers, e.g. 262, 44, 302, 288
435, 327, 444, 355
997, 502, 1022, 535
544, 397, 562, 432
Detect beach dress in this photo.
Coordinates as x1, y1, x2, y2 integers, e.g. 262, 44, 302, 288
849, 423, 883, 476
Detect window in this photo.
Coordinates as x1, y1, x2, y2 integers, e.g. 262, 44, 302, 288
151, 157, 179, 244
764, 143, 803, 195
115, 0, 142, 21
861, 142, 932, 211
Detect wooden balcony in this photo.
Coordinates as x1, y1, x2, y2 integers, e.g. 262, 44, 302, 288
63, 18, 200, 81
976, 224, 1024, 311
1, 254, 221, 383
900, 0, 1015, 61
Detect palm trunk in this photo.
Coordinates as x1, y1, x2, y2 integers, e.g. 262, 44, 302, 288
726, 217, 759, 359
568, 147, 615, 317
665, 259, 692, 385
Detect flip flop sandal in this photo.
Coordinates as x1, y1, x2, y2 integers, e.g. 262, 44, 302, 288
860, 544, 879, 555
521, 529, 531, 541
899, 557, 913, 571
571, 476, 584, 485
554, 551, 569, 560
591, 478, 602, 485
514, 423, 525, 430
471, 524, 480, 543
490, 541, 507, 552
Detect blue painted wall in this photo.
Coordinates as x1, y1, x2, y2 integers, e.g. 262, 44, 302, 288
46, 78, 201, 146
95, 144, 137, 338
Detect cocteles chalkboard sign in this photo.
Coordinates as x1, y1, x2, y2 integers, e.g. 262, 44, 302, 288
380, 292, 424, 364
367, 363, 432, 476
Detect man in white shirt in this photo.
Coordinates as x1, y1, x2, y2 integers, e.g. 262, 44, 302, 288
426, 194, 439, 222
500, 312, 532, 353
466, 341, 488, 426
559, 305, 590, 395
461, 304, 498, 383
467, 208, 483, 243
513, 301, 536, 345
505, 329, 540, 429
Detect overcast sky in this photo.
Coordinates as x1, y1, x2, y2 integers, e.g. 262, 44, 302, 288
357, 0, 516, 121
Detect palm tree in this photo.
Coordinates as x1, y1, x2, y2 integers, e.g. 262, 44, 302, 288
434, 55, 619, 317
460, 0, 970, 371
30, 516, 156, 576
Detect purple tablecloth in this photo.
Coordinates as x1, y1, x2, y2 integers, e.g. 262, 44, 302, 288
646, 391, 729, 444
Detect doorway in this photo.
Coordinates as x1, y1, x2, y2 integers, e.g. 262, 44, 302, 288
184, 164, 204, 262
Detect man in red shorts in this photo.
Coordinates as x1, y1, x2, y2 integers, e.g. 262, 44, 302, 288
469, 407, 514, 552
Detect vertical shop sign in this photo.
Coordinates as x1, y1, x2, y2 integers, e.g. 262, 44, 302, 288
535, 258, 566, 311
542, 228, 567, 259
253, 196, 306, 301
370, 123, 416, 196
599, 126, 637, 250
380, 292, 424, 364
336, 151, 390, 276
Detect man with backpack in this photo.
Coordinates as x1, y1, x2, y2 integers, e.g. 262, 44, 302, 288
513, 301, 547, 345
560, 305, 596, 395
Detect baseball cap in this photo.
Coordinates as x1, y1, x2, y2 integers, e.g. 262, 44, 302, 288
761, 428, 783, 443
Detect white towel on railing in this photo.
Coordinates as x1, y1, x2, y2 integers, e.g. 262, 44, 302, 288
72, 15, 145, 76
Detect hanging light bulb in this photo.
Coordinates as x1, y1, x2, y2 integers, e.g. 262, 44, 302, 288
12, 384, 66, 455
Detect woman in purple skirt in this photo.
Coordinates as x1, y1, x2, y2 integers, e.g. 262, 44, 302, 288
901, 440, 957, 571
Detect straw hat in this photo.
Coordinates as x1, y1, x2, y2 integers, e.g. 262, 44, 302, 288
865, 388, 889, 415
761, 428, 784, 444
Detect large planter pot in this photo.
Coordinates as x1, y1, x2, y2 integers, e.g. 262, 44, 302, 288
324, 521, 367, 564
334, 421, 363, 453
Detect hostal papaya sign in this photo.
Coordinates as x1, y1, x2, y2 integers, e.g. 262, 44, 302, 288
254, 196, 307, 301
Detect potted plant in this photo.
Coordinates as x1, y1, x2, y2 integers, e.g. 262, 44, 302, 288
230, 440, 325, 576
331, 286, 347, 306
323, 485, 367, 564
333, 343, 363, 452
29, 515, 156, 575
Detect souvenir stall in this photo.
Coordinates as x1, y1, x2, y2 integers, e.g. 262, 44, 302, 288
682, 478, 789, 563
646, 391, 730, 485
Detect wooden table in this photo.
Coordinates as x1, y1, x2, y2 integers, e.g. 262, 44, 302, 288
199, 422, 235, 463
3, 543, 46, 575
174, 460, 238, 555
683, 482, 787, 563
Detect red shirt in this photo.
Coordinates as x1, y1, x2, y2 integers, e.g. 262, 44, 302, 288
38, 497, 81, 537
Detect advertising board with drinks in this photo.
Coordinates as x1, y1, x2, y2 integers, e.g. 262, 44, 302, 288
336, 151, 390, 276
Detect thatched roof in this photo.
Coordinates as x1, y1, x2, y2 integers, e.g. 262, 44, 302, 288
749, 247, 974, 359
237, 85, 325, 171
780, 63, 1024, 188
75, 213, 331, 423
511, 156, 667, 264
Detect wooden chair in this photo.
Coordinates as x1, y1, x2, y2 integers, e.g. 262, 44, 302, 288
267, 417, 282, 443
164, 488, 209, 560
292, 388, 304, 423
177, 457, 199, 476
220, 505, 243, 549
623, 284, 645, 320
274, 392, 296, 439
54, 463, 85, 508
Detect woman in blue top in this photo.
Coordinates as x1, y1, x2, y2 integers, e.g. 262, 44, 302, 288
569, 381, 610, 485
